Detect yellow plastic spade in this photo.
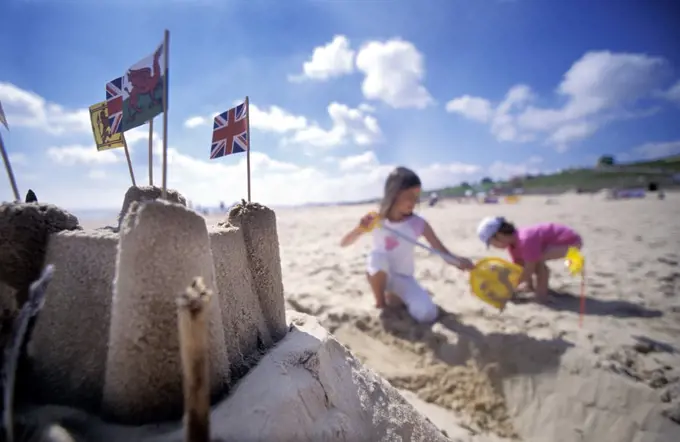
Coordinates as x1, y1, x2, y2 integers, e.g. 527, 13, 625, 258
565, 247, 585, 276
469, 257, 523, 310
359, 211, 381, 233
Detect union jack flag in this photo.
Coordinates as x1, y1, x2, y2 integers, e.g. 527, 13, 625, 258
0, 100, 8, 130
105, 77, 124, 135
210, 101, 249, 160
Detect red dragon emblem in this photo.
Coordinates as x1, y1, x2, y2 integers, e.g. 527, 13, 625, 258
124, 45, 163, 123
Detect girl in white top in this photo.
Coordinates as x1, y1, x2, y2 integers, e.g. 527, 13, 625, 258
340, 167, 474, 323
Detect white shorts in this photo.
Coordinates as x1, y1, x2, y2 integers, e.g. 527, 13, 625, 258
367, 252, 439, 323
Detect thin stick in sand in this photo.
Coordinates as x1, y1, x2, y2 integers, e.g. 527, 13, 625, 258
161, 29, 170, 200
2, 265, 55, 442
245, 96, 251, 203
0, 132, 20, 202
177, 277, 211, 442
123, 139, 136, 187
148, 118, 154, 186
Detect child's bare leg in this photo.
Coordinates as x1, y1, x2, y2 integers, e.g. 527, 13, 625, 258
385, 292, 404, 306
367, 271, 387, 308
535, 262, 550, 300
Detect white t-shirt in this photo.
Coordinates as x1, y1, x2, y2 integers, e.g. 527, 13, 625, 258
371, 214, 426, 276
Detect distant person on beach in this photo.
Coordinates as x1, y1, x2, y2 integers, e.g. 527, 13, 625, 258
340, 167, 474, 323
428, 191, 438, 207
476, 216, 582, 302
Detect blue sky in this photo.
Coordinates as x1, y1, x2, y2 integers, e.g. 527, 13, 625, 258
1, 0, 679, 210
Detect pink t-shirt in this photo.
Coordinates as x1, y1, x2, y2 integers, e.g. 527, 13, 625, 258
508, 223, 581, 264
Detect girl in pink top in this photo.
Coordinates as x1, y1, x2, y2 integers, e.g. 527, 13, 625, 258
476, 216, 583, 301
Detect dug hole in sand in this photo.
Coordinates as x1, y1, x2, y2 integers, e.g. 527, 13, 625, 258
326, 306, 678, 442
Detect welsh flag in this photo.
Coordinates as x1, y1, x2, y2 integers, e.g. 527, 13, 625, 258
105, 41, 167, 134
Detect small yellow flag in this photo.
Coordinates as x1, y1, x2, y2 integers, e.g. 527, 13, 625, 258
89, 101, 126, 151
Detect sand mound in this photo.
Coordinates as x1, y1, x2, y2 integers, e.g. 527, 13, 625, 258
17, 312, 450, 441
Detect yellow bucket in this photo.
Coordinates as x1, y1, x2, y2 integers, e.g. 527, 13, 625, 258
469, 257, 523, 310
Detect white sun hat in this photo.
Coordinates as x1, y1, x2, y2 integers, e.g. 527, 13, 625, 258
477, 216, 505, 246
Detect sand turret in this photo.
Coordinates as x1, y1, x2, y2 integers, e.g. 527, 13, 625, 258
103, 200, 229, 424
29, 229, 118, 409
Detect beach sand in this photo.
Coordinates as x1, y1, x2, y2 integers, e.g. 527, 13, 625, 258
261, 193, 680, 441
69, 193, 680, 441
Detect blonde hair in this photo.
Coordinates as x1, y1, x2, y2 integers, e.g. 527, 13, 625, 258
379, 167, 422, 218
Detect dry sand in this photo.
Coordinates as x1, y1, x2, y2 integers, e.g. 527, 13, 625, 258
72, 193, 680, 441
265, 193, 680, 441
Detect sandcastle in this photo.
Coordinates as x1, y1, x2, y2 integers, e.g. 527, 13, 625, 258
0, 186, 449, 441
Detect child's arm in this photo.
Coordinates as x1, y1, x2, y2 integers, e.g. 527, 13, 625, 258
518, 261, 538, 285
340, 227, 364, 247
422, 222, 474, 270
340, 213, 377, 247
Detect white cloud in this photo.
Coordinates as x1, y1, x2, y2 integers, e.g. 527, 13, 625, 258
630, 140, 680, 160
250, 104, 309, 133
0, 82, 90, 134
184, 104, 308, 133
11, 81, 537, 210
37, 142, 485, 209
445, 95, 493, 123
358, 103, 376, 113
289, 36, 433, 109
356, 39, 434, 109
184, 116, 207, 128
47, 145, 121, 165
664, 79, 680, 104
289, 35, 356, 82
35, 139, 538, 209
490, 85, 534, 143
87, 169, 108, 180
122, 126, 157, 153
487, 156, 543, 180
546, 122, 597, 152
185, 102, 381, 151
447, 51, 671, 150
8, 153, 28, 165
150, 148, 482, 206
184, 104, 309, 133
286, 102, 381, 149
338, 151, 379, 171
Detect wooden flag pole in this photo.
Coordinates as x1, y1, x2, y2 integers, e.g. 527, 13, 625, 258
161, 29, 170, 200
245, 96, 251, 203
0, 132, 20, 202
148, 118, 154, 186
123, 137, 137, 187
